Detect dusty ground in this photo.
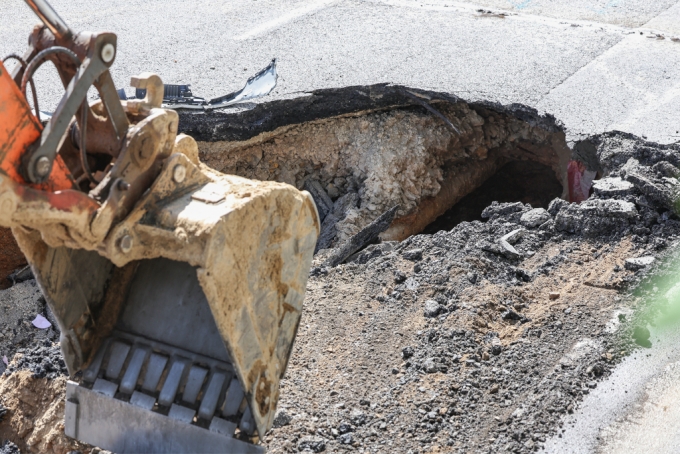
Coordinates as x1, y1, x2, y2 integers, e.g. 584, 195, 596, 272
0, 369, 81, 454
261, 221, 671, 453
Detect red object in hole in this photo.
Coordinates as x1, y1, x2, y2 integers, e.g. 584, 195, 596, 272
567, 160, 596, 203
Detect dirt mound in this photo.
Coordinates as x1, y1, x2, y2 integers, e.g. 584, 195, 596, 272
260, 134, 680, 453
0, 369, 88, 454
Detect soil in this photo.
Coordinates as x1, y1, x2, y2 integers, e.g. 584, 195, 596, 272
0, 229, 27, 290
261, 225, 672, 453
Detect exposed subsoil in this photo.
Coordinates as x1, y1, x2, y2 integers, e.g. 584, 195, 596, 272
257, 133, 680, 454
0, 230, 27, 290
0, 90, 679, 454
187, 85, 571, 243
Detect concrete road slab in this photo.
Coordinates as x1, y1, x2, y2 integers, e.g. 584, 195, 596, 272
644, 1, 680, 35
1, 0, 625, 112
440, 0, 680, 28
599, 361, 680, 454
545, 325, 680, 454
537, 33, 680, 144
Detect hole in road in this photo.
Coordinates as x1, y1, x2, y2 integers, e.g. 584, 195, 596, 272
191, 90, 571, 249
422, 160, 563, 234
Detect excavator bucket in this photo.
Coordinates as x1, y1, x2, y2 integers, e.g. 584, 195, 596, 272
13, 168, 318, 452
0, 1, 319, 452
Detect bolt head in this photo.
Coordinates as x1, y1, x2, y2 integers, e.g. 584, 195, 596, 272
119, 234, 133, 253
101, 43, 115, 63
117, 180, 130, 191
35, 156, 52, 177
172, 164, 187, 183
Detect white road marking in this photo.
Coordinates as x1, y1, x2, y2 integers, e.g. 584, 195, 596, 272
234, 0, 337, 41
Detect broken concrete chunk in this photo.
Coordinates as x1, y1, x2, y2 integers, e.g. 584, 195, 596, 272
423, 358, 439, 373
304, 179, 334, 222
501, 309, 522, 321
331, 192, 360, 219
402, 248, 423, 261
324, 206, 399, 267
297, 436, 326, 453
621, 158, 679, 213
481, 241, 503, 255
538, 219, 554, 231
424, 300, 443, 318
624, 256, 655, 271
626, 171, 677, 212
592, 177, 635, 198
652, 161, 680, 178
481, 202, 527, 219
402, 346, 415, 359
498, 240, 521, 260
520, 209, 550, 228
346, 241, 396, 265
481, 229, 524, 259
314, 213, 340, 254
555, 199, 637, 237
272, 409, 292, 428
547, 198, 569, 217
315, 192, 359, 253
500, 228, 525, 245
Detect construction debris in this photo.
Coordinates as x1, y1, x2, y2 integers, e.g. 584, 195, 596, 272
315, 193, 359, 253
323, 206, 399, 268
120, 59, 278, 110
30, 315, 51, 329
624, 256, 656, 271
304, 179, 334, 222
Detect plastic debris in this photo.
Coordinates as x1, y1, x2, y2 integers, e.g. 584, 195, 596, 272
568, 160, 596, 203
31, 314, 51, 329
124, 59, 278, 110
2, 355, 8, 366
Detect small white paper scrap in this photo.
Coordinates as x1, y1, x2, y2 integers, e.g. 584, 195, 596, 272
32, 314, 52, 329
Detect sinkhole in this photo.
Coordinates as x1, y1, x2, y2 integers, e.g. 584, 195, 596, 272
422, 160, 563, 234
179, 85, 573, 250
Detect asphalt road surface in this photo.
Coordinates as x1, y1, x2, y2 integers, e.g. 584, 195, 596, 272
2, 0, 680, 144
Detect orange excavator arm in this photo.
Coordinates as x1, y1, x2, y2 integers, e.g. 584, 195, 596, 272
0, 60, 74, 192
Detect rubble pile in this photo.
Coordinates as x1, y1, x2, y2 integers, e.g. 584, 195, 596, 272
261, 133, 680, 453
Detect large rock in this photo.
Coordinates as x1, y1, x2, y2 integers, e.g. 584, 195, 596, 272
520, 208, 551, 228
592, 177, 635, 198
555, 199, 637, 237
